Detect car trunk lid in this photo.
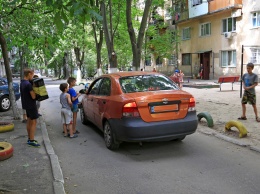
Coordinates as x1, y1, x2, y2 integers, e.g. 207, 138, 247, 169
124, 90, 194, 122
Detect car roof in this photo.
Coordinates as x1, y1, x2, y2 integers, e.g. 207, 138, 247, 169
103, 71, 160, 78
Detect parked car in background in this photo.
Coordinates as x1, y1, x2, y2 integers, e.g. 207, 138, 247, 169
0, 77, 21, 111
12, 73, 20, 78
80, 71, 198, 150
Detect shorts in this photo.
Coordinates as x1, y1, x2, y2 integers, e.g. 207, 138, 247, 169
61, 108, 72, 125
71, 104, 79, 113
26, 108, 39, 120
242, 90, 256, 105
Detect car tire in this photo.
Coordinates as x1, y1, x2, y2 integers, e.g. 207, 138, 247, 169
171, 136, 186, 141
80, 108, 89, 125
176, 136, 186, 141
0, 122, 14, 133
103, 121, 120, 150
0, 142, 14, 161
0, 95, 11, 112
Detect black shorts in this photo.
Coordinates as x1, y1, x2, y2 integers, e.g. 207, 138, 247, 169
26, 108, 39, 120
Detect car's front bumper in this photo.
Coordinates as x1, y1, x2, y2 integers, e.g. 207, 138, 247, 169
108, 111, 198, 142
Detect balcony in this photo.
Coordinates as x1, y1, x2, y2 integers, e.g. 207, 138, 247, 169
209, 0, 242, 13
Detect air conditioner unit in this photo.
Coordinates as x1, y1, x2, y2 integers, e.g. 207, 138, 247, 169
224, 32, 232, 39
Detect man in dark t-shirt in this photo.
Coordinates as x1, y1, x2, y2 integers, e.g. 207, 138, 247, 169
20, 69, 40, 147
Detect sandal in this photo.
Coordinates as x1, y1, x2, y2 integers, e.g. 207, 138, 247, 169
256, 117, 260, 122
70, 134, 78, 138
238, 116, 247, 120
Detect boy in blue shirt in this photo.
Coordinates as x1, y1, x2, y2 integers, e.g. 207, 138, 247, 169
67, 77, 81, 134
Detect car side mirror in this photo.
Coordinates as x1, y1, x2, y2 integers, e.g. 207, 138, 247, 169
79, 89, 87, 94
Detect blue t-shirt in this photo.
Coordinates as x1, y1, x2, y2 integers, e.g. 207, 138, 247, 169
68, 88, 78, 105
20, 80, 37, 109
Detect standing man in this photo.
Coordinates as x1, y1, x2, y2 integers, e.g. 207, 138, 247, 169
238, 63, 260, 122
20, 69, 40, 147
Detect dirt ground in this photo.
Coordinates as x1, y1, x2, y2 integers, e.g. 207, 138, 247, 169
183, 81, 260, 147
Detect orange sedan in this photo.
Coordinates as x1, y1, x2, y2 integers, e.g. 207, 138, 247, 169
80, 71, 198, 150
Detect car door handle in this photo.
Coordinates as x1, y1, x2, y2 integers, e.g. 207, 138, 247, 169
102, 101, 106, 104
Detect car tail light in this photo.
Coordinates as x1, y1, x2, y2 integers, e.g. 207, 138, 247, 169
122, 102, 140, 117
188, 97, 196, 112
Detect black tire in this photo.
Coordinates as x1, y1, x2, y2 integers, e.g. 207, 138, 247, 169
172, 136, 186, 141
0, 95, 11, 112
176, 136, 186, 141
80, 108, 89, 125
103, 121, 120, 150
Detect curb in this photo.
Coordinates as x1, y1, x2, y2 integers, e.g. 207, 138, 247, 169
39, 117, 65, 194
197, 127, 260, 154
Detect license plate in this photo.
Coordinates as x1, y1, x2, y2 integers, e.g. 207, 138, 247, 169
150, 104, 178, 113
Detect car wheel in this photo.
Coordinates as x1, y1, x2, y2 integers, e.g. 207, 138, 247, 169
176, 136, 186, 141
80, 108, 89, 125
103, 121, 120, 150
0, 96, 11, 112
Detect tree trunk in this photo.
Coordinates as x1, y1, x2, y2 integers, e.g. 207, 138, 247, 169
0, 31, 20, 119
101, 0, 118, 72
63, 52, 70, 79
126, 0, 152, 70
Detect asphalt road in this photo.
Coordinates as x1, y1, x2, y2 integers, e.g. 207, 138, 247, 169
41, 78, 260, 194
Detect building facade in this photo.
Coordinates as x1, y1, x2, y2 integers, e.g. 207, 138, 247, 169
174, 0, 260, 80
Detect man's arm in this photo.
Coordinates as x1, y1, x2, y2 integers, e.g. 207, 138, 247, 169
30, 90, 36, 99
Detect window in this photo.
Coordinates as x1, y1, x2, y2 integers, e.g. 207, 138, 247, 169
250, 48, 260, 64
200, 23, 211, 36
221, 50, 236, 67
222, 17, 236, 33
120, 75, 179, 93
99, 78, 111, 96
89, 79, 102, 95
192, 0, 202, 6
182, 27, 191, 40
182, 54, 191, 66
252, 12, 260, 27
145, 57, 151, 66
168, 55, 177, 66
156, 57, 163, 65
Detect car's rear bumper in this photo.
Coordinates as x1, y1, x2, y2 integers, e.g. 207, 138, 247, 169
108, 111, 198, 142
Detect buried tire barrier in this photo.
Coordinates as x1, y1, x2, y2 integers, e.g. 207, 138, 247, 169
225, 120, 248, 138
0, 142, 14, 161
197, 112, 214, 127
0, 122, 14, 133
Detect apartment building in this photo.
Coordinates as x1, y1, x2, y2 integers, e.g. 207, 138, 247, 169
174, 0, 260, 80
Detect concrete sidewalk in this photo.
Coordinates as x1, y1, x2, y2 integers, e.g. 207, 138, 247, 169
0, 109, 65, 194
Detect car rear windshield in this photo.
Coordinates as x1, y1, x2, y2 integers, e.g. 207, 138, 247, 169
119, 75, 179, 93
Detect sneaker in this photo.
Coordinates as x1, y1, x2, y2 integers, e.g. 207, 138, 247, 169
27, 140, 40, 147
70, 134, 78, 138
74, 130, 80, 134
